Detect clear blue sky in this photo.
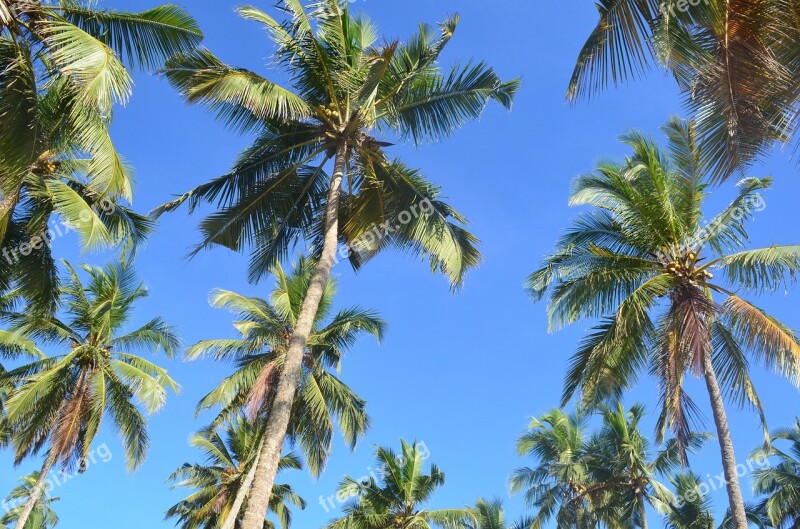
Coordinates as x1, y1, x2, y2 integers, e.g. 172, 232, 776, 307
2, 1, 799, 528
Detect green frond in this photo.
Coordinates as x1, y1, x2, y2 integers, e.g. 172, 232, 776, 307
57, 3, 203, 72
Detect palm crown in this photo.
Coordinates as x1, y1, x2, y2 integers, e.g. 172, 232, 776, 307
752, 419, 800, 529
158, 0, 518, 285
528, 118, 800, 453
0, 471, 59, 529
167, 417, 306, 529
187, 256, 383, 477
328, 440, 471, 529
568, 0, 800, 181
1, 261, 180, 470
510, 404, 699, 529
0, 0, 202, 312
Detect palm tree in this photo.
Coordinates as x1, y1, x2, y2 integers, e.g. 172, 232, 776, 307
511, 404, 699, 529
585, 403, 703, 529
663, 473, 771, 529
166, 417, 305, 529
663, 474, 715, 529
466, 499, 513, 529
0, 0, 202, 312
327, 440, 471, 529
0, 261, 180, 529
0, 471, 59, 529
752, 419, 800, 529
510, 409, 595, 529
157, 4, 517, 525
528, 117, 800, 529
187, 256, 383, 529
567, 0, 800, 181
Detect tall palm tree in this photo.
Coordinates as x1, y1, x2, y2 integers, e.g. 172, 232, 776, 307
0, 0, 202, 312
187, 256, 383, 529
528, 117, 800, 529
567, 0, 800, 181
157, 4, 517, 525
752, 419, 800, 529
327, 440, 471, 529
0, 261, 180, 529
0, 471, 59, 529
166, 417, 305, 529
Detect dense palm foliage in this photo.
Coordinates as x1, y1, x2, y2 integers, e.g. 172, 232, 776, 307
568, 0, 800, 181
511, 409, 594, 529
167, 418, 305, 529
663, 473, 716, 529
327, 440, 471, 529
528, 118, 800, 528
584, 404, 703, 529
0, 0, 202, 312
157, 5, 516, 522
464, 499, 510, 529
0, 261, 179, 528
510, 404, 700, 529
752, 420, 800, 529
0, 472, 59, 529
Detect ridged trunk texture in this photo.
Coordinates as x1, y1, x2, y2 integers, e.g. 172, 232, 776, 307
702, 352, 748, 529
240, 143, 347, 529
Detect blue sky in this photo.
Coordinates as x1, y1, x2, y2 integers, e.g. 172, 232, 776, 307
2, 1, 800, 528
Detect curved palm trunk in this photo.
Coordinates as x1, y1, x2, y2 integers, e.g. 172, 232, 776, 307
702, 352, 748, 529
13, 449, 56, 529
241, 142, 348, 529
220, 437, 265, 529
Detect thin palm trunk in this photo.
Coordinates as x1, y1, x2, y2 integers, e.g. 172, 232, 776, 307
639, 495, 648, 529
220, 436, 265, 529
13, 449, 56, 529
0, 188, 20, 242
241, 142, 347, 529
702, 352, 748, 529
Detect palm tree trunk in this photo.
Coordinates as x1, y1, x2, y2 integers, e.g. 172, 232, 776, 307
240, 142, 348, 529
220, 437, 265, 529
702, 352, 748, 529
0, 188, 20, 243
14, 449, 56, 529
639, 495, 648, 529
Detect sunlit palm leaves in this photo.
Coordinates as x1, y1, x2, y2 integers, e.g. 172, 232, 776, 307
510, 404, 700, 529
752, 420, 800, 529
510, 409, 594, 529
166, 418, 305, 529
0, 471, 59, 529
0, 261, 179, 471
0, 0, 202, 313
568, 0, 800, 181
157, 0, 518, 286
187, 257, 383, 477
327, 440, 471, 529
528, 118, 800, 457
